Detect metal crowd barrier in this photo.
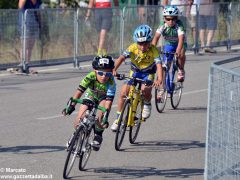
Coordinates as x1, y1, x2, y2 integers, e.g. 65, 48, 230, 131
205, 57, 240, 180
0, 2, 240, 70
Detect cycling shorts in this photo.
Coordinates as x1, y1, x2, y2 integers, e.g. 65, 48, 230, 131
162, 45, 178, 63
124, 70, 155, 85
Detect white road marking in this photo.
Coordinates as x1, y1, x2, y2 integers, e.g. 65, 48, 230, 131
36, 88, 207, 120
0, 64, 92, 77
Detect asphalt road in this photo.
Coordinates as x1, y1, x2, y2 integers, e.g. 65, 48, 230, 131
1, 50, 240, 180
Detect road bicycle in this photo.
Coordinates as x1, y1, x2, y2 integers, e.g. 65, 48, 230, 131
63, 97, 108, 179
155, 52, 183, 113
114, 74, 153, 151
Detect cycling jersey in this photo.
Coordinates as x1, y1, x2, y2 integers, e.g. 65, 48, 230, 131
156, 20, 186, 46
78, 71, 116, 101
123, 43, 162, 74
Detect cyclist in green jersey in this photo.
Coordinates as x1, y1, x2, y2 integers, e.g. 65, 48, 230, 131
152, 5, 187, 82
62, 55, 116, 151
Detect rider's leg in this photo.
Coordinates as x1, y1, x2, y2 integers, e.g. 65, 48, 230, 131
157, 65, 166, 100
111, 84, 130, 131
177, 48, 186, 82
73, 104, 88, 129
141, 85, 153, 119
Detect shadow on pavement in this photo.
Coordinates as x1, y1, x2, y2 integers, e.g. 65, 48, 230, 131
121, 140, 205, 152
0, 145, 65, 154
71, 166, 204, 179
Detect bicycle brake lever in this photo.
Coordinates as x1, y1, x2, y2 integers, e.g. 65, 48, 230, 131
116, 74, 125, 80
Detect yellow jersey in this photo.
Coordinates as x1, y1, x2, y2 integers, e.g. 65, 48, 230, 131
123, 43, 162, 74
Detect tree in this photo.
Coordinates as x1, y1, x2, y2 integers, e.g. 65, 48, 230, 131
0, 0, 18, 9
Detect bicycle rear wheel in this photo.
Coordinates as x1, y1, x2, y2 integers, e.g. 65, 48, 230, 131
155, 88, 167, 113
79, 127, 94, 171
129, 100, 142, 144
63, 126, 84, 179
170, 81, 183, 109
115, 99, 130, 151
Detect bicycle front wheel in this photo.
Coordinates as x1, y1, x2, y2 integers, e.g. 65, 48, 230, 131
170, 82, 183, 109
129, 100, 142, 144
79, 126, 94, 171
155, 88, 168, 113
115, 99, 130, 151
63, 126, 84, 179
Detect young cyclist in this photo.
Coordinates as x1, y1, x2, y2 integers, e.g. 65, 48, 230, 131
111, 24, 163, 131
152, 5, 187, 82
62, 55, 116, 151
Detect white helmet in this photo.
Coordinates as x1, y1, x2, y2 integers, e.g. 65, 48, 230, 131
163, 5, 179, 16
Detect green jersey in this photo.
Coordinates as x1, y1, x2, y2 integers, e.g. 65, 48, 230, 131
156, 20, 186, 46
78, 71, 116, 101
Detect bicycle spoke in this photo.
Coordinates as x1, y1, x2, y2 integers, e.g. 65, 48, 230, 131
63, 127, 83, 179
155, 88, 168, 113
115, 100, 129, 151
79, 128, 94, 171
171, 82, 183, 109
129, 100, 142, 144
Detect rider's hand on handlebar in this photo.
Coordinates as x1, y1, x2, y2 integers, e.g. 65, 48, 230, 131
153, 79, 162, 87
62, 105, 75, 116
112, 69, 117, 76
175, 50, 180, 58
101, 121, 109, 129
62, 98, 75, 116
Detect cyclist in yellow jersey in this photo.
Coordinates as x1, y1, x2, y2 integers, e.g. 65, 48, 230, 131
111, 24, 163, 131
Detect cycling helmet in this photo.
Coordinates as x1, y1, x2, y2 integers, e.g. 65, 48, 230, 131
92, 55, 115, 70
163, 5, 179, 16
133, 24, 153, 43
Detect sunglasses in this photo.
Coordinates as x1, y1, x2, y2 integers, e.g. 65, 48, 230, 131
137, 42, 150, 46
165, 17, 177, 21
97, 71, 112, 77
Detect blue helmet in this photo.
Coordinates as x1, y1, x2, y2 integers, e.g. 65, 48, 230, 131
133, 24, 153, 43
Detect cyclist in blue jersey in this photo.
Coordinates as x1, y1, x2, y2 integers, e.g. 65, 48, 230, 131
152, 5, 187, 82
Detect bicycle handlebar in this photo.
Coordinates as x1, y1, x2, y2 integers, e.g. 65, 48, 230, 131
159, 51, 176, 55
70, 97, 107, 113
115, 73, 153, 86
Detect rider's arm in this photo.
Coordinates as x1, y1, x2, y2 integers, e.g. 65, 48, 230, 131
152, 32, 161, 46
176, 34, 184, 56
156, 63, 163, 84
72, 72, 95, 105
152, 24, 164, 46
113, 55, 126, 73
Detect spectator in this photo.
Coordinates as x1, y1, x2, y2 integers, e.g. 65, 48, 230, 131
188, 0, 197, 49
198, 0, 217, 53
18, 0, 42, 73
85, 0, 119, 56
137, 0, 159, 23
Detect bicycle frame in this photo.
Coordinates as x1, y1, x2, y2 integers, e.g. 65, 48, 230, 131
72, 98, 107, 123
63, 97, 108, 177
163, 54, 178, 94
126, 82, 143, 127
